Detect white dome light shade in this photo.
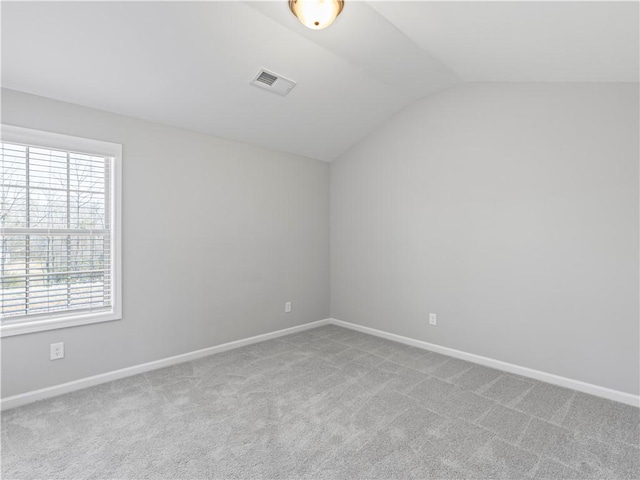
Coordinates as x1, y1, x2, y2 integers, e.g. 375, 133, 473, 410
289, 0, 344, 30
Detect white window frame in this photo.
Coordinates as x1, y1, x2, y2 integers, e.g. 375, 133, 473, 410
0, 125, 122, 337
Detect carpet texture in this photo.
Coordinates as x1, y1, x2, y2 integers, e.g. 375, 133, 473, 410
2, 325, 639, 479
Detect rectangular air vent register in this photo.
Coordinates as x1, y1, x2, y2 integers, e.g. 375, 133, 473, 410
251, 68, 297, 96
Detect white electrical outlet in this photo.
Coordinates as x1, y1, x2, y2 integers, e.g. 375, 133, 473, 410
429, 313, 437, 326
285, 301, 292, 313
50, 342, 64, 360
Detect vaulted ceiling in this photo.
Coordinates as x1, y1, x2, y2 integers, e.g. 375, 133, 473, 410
2, 1, 638, 162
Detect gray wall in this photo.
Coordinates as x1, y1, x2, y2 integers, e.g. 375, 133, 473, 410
331, 83, 639, 395
3, 83, 638, 399
1, 88, 330, 398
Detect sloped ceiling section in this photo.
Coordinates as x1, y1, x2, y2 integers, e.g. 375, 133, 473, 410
370, 1, 640, 83
1, 1, 638, 162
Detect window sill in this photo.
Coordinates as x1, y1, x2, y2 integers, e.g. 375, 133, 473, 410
0, 311, 121, 337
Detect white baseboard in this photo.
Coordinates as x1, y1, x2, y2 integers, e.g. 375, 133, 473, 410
0, 318, 330, 411
3, 317, 638, 410
329, 318, 639, 408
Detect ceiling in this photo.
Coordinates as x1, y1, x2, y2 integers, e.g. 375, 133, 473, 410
2, 1, 638, 162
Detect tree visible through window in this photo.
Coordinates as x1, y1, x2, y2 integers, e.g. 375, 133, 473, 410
1, 140, 114, 324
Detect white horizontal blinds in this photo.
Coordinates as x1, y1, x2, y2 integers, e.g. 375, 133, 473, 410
1, 142, 111, 321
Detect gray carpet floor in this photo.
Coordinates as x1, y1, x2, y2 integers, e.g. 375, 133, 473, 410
2, 325, 639, 479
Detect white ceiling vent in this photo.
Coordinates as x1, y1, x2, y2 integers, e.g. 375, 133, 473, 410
251, 68, 297, 96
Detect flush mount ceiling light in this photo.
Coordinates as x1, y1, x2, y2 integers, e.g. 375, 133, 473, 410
289, 0, 344, 30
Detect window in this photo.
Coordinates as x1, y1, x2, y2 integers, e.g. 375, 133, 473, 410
0, 125, 121, 336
